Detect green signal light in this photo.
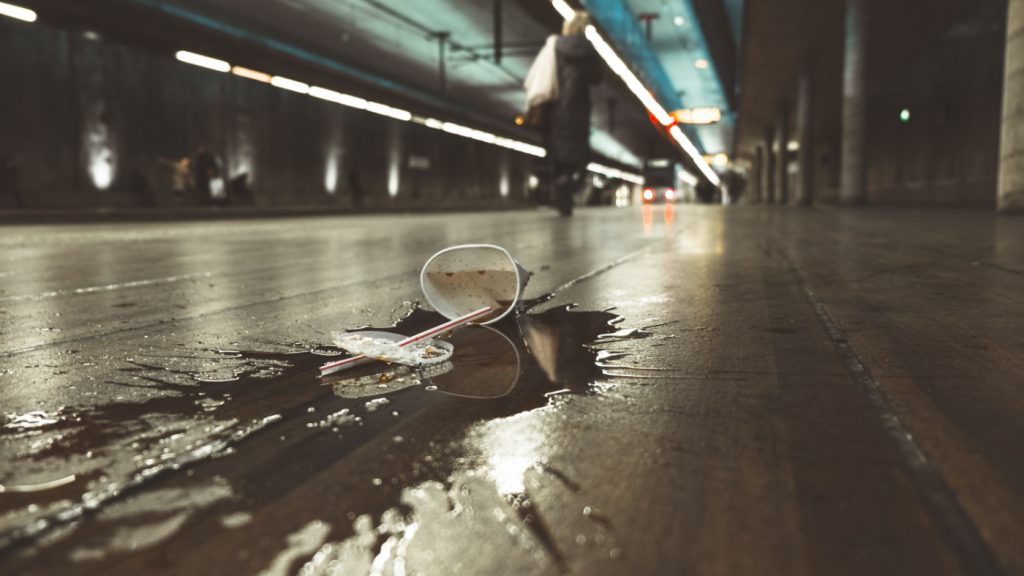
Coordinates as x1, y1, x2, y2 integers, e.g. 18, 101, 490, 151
899, 108, 911, 123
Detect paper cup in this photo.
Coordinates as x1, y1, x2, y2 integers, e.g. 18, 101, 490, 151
420, 244, 531, 325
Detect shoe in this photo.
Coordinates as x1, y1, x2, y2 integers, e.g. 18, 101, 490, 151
557, 191, 573, 217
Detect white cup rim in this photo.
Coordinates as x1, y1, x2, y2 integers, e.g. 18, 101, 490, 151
420, 244, 524, 325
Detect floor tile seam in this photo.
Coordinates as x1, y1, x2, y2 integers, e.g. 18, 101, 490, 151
777, 247, 1007, 576
529, 229, 686, 311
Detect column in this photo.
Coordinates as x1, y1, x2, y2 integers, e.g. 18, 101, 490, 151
796, 70, 814, 205
999, 0, 1024, 211
840, 0, 867, 205
776, 101, 790, 204
764, 128, 776, 203
753, 146, 764, 203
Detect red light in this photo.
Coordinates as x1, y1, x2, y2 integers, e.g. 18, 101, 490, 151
664, 188, 676, 201
642, 188, 655, 202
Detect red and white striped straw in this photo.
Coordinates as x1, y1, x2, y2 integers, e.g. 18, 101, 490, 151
319, 306, 494, 375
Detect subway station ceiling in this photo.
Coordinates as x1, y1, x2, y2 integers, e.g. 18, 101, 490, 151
143, 0, 742, 171
150, 0, 646, 167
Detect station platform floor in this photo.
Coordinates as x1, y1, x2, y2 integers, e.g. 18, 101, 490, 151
1, 205, 1022, 575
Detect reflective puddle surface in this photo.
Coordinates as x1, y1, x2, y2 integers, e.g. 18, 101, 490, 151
0, 304, 653, 573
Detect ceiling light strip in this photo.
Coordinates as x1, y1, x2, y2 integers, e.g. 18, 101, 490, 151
270, 75, 309, 94
550, 0, 577, 20
0, 1, 36, 22
587, 162, 643, 185
175, 50, 230, 73
231, 66, 272, 83
173, 50, 546, 159
670, 126, 720, 185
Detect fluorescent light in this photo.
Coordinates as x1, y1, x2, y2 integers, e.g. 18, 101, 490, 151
310, 86, 367, 109
551, 0, 576, 20
584, 25, 673, 126
442, 122, 498, 144
366, 101, 412, 122
587, 162, 643, 185
309, 86, 409, 121
270, 76, 310, 93
175, 50, 230, 73
0, 2, 36, 22
232, 66, 272, 83
673, 107, 722, 125
680, 170, 698, 186
670, 125, 720, 185
561, 12, 719, 185
179, 49, 545, 160
311, 86, 368, 109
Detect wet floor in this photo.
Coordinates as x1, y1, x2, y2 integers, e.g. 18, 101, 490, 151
1, 300, 648, 574
2, 206, 1024, 575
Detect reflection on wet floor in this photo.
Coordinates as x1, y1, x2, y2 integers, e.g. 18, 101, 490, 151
0, 303, 653, 573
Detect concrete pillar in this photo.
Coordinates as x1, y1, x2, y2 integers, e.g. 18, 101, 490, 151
776, 102, 790, 204
764, 128, 776, 203
840, 0, 868, 205
753, 146, 764, 202
999, 0, 1024, 212
796, 71, 814, 205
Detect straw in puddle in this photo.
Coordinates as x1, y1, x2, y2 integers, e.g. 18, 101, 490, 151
319, 306, 494, 376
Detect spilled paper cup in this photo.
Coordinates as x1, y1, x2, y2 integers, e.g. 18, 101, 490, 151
420, 244, 530, 325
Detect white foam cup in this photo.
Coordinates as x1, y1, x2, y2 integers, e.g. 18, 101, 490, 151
420, 244, 531, 325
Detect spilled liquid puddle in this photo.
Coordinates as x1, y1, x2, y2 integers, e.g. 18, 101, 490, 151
0, 304, 653, 572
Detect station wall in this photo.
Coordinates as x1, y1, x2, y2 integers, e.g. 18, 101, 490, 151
0, 19, 537, 210
864, 20, 1004, 207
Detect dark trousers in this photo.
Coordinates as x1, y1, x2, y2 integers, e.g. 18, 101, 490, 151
552, 161, 584, 216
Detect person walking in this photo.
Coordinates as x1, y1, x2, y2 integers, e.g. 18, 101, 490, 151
544, 11, 601, 217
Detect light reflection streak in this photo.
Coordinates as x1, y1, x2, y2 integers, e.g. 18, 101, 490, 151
473, 413, 552, 495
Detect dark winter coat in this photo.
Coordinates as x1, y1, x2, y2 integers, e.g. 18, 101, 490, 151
546, 35, 601, 166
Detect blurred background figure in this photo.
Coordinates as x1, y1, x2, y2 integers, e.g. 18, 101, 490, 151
129, 166, 155, 207
0, 152, 23, 209
193, 145, 225, 205
543, 11, 601, 217
348, 169, 364, 209
230, 173, 254, 205
163, 155, 191, 204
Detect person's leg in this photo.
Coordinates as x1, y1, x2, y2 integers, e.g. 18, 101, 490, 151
553, 163, 578, 217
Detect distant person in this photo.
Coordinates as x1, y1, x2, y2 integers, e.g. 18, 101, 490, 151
542, 11, 601, 217
0, 153, 23, 209
160, 155, 191, 203
194, 146, 225, 205
348, 169, 364, 208
230, 173, 254, 205
130, 167, 155, 207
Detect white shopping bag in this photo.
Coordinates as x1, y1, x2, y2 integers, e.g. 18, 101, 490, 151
209, 177, 226, 201
524, 35, 559, 109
